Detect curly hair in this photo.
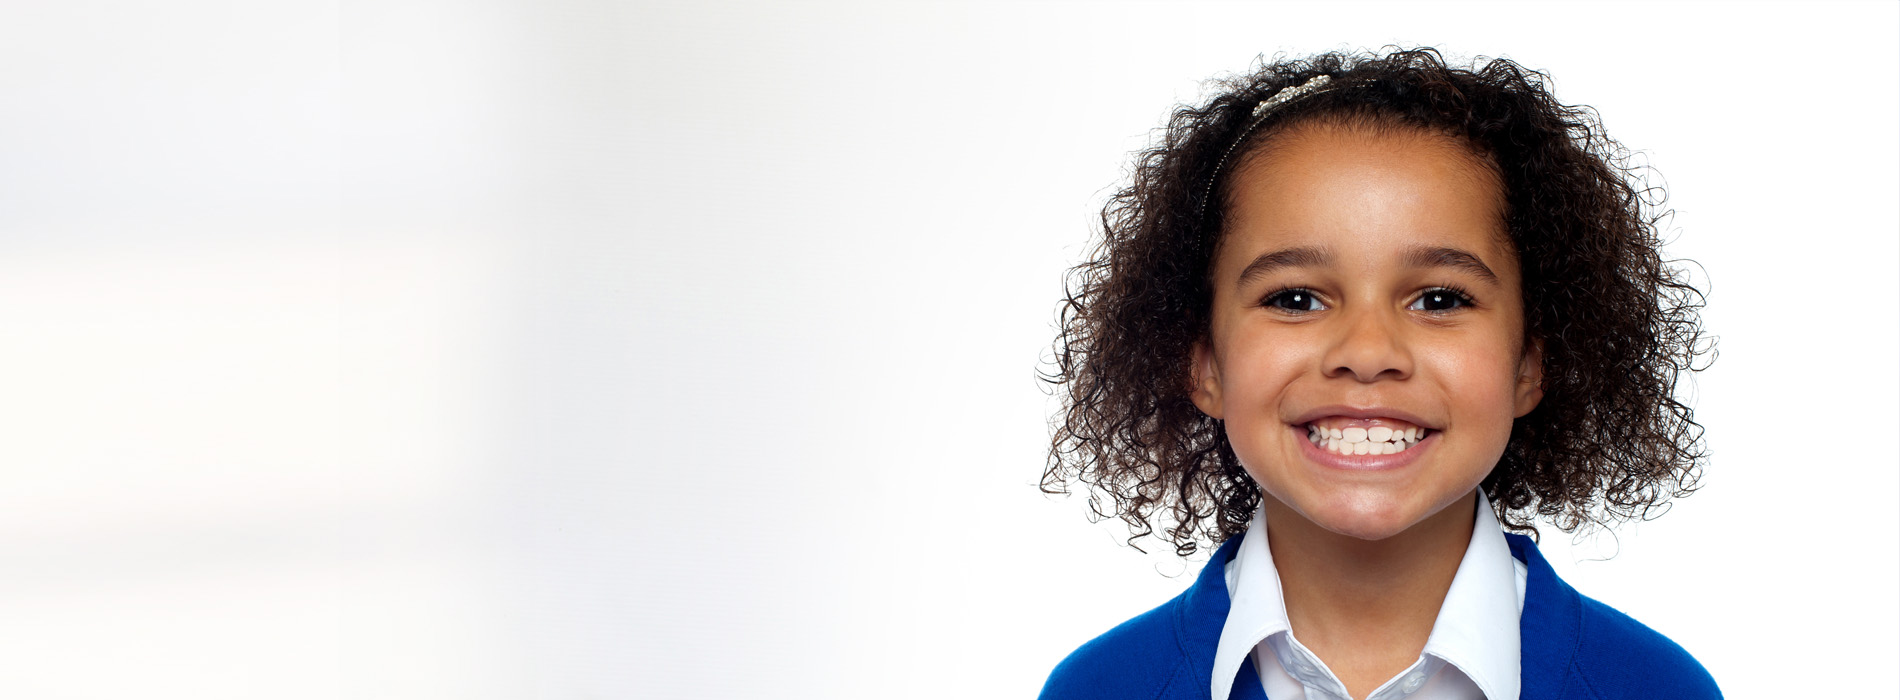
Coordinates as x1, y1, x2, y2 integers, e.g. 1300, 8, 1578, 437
1040, 47, 1713, 557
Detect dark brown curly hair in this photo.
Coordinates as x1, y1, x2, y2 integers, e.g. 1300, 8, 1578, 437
1040, 47, 1713, 557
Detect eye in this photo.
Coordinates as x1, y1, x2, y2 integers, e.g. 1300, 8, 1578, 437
1409, 287, 1474, 312
1264, 287, 1325, 313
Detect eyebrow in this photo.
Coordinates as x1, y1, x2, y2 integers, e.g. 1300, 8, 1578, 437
1235, 245, 1332, 289
1232, 244, 1500, 289
1402, 245, 1499, 284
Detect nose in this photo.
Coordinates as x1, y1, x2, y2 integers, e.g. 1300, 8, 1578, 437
1321, 306, 1414, 382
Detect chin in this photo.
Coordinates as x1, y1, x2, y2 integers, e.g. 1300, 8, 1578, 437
1298, 496, 1426, 541
1317, 515, 1418, 541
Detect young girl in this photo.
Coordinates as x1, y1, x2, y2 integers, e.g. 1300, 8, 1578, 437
1038, 48, 1718, 700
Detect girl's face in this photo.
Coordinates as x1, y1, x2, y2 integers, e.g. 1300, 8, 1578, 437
1191, 124, 1543, 542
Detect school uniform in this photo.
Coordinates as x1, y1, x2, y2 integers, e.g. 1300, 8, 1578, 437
1038, 500, 1721, 700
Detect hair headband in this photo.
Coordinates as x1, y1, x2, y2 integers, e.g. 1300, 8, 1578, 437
1196, 74, 1347, 220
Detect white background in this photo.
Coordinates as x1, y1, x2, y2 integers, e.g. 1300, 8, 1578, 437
0, 1, 1893, 698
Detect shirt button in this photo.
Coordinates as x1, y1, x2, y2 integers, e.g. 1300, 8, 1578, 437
1400, 672, 1426, 693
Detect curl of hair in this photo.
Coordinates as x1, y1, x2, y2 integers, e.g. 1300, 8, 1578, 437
1040, 47, 1713, 557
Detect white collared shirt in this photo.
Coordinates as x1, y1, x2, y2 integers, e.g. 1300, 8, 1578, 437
1211, 492, 1529, 700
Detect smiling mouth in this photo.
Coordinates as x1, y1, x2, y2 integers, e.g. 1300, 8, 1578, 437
1302, 418, 1435, 456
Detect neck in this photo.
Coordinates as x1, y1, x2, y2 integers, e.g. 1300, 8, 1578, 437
1263, 490, 1478, 699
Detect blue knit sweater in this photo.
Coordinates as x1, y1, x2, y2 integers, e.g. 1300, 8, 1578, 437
1040, 532, 1720, 700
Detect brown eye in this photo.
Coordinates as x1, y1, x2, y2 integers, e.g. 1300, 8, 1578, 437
1409, 288, 1473, 312
1265, 288, 1324, 312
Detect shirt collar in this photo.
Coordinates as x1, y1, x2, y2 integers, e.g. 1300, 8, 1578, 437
1209, 492, 1522, 700
1209, 503, 1291, 700
1424, 491, 1523, 700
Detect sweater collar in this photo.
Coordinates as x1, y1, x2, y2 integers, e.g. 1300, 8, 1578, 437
1508, 531, 1582, 700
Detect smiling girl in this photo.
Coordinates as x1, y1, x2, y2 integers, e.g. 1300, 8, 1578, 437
1039, 49, 1718, 700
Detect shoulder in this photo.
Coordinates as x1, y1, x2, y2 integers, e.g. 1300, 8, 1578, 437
1567, 592, 1722, 699
1037, 594, 1195, 700
1506, 533, 1722, 699
1040, 536, 1245, 700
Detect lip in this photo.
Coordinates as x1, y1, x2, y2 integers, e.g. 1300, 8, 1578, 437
1288, 405, 1438, 429
1287, 405, 1438, 473
1294, 422, 1436, 471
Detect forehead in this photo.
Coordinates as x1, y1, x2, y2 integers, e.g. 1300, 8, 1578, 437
1220, 124, 1514, 271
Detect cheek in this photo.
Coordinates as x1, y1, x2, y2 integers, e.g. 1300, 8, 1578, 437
1211, 328, 1313, 465
1216, 328, 1311, 408
1425, 341, 1524, 435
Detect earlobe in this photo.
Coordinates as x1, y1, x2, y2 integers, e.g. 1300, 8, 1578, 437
1190, 339, 1224, 419
1514, 338, 1545, 417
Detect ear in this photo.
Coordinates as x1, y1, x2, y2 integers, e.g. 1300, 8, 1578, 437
1190, 338, 1225, 419
1513, 337, 1545, 418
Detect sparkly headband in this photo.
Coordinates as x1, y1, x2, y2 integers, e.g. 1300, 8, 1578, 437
1197, 74, 1347, 219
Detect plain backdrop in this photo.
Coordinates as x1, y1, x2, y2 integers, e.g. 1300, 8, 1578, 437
0, 1, 1894, 698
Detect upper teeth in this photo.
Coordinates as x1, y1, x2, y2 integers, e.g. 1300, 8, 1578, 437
1305, 423, 1427, 455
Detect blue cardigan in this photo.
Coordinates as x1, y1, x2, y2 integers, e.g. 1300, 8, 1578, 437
1040, 532, 1719, 700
